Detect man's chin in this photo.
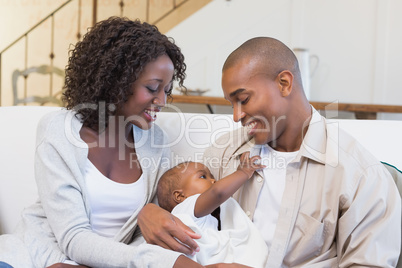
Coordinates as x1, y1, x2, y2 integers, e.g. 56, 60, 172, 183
252, 133, 271, 145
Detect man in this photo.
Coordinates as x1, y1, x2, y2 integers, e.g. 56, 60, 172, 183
202, 37, 401, 267
138, 37, 401, 267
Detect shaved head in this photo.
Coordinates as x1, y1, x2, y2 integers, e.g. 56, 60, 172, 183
221, 37, 312, 151
223, 37, 302, 84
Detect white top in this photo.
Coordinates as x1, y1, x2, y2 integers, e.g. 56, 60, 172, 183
85, 159, 145, 238
253, 110, 321, 249
172, 194, 219, 231
253, 145, 298, 249
172, 194, 268, 267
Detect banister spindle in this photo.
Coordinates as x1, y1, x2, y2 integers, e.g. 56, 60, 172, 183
24, 35, 28, 105
146, 0, 150, 22
49, 15, 55, 99
0, 53, 2, 106
119, 0, 125, 17
77, 0, 82, 40
93, 0, 97, 26
0, 1, 75, 106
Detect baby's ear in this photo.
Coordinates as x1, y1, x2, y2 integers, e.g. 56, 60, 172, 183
173, 189, 185, 204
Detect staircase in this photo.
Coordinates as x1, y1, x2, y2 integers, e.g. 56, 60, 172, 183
0, 0, 212, 107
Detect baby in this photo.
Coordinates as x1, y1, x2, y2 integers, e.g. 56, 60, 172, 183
157, 152, 268, 267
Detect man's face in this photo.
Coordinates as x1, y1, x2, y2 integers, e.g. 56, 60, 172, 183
222, 57, 288, 145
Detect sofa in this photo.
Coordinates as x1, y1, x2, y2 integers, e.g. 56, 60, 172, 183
0, 106, 401, 262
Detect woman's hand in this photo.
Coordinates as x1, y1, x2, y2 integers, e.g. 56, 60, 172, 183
46, 264, 89, 268
138, 203, 201, 255
205, 264, 252, 268
173, 257, 252, 268
173, 255, 203, 268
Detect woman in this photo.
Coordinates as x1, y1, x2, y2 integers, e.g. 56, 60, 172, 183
0, 17, 202, 268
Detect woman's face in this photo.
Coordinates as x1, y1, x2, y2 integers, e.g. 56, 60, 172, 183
117, 54, 174, 130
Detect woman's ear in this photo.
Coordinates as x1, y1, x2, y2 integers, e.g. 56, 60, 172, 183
173, 189, 185, 204
277, 70, 294, 97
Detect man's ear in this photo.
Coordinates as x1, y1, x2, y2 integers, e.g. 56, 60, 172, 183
173, 189, 185, 204
277, 70, 294, 97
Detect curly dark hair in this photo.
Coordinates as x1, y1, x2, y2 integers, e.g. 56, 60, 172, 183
62, 16, 186, 130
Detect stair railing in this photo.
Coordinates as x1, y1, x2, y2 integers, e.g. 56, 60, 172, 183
0, 0, 193, 106
0, 0, 87, 106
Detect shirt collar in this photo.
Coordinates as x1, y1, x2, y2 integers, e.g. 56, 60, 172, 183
299, 106, 339, 166
232, 106, 338, 166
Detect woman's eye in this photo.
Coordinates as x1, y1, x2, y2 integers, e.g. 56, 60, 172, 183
146, 86, 157, 92
200, 175, 206, 179
164, 84, 172, 93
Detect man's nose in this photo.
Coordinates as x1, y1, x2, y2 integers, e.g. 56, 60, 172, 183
233, 104, 245, 123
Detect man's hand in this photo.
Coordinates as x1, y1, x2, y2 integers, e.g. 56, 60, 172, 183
237, 151, 265, 178
138, 203, 201, 255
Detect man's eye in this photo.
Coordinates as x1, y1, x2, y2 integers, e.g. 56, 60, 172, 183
240, 97, 249, 105
200, 175, 206, 179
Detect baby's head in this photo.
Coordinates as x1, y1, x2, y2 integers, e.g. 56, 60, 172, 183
157, 161, 216, 212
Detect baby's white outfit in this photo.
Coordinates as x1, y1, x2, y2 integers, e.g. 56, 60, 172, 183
171, 194, 268, 267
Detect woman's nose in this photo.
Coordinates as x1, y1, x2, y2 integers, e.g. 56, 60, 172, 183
152, 91, 166, 107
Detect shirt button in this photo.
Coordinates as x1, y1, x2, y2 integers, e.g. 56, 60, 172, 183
257, 177, 263, 183
246, 211, 251, 216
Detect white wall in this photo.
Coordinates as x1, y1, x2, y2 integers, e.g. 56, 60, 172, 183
167, 0, 402, 119
2, 0, 401, 119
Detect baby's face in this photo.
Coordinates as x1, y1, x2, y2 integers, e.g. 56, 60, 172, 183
179, 162, 216, 197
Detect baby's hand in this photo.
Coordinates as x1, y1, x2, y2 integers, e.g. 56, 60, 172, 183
237, 151, 266, 178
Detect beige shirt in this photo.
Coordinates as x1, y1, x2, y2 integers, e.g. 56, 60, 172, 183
203, 110, 401, 267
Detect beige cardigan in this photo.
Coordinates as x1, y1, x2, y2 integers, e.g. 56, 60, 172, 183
203, 111, 401, 267
0, 109, 181, 268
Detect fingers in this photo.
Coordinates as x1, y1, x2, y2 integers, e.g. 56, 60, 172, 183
144, 217, 197, 255
158, 230, 194, 255
183, 227, 202, 239
138, 204, 200, 255
171, 216, 201, 253
239, 152, 251, 167
151, 214, 200, 255
240, 151, 250, 161
249, 155, 265, 169
240, 152, 266, 170
249, 155, 261, 164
